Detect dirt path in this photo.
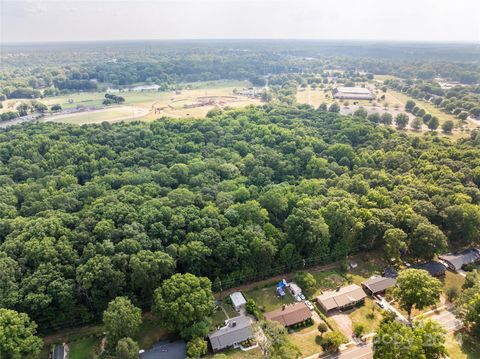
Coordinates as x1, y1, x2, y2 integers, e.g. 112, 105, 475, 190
214, 256, 364, 299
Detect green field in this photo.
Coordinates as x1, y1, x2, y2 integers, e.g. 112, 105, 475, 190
244, 282, 295, 312
44, 106, 148, 124
37, 80, 260, 125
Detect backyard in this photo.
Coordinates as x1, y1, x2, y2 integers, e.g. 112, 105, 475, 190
244, 282, 295, 313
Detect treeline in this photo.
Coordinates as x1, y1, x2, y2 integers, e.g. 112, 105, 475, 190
0, 105, 479, 332
1, 41, 479, 100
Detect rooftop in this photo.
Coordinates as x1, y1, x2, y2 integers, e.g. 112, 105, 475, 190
412, 261, 446, 277
439, 250, 480, 270
335, 87, 372, 94
264, 302, 311, 327
316, 284, 367, 311
362, 276, 396, 294
208, 316, 253, 351
230, 292, 246, 308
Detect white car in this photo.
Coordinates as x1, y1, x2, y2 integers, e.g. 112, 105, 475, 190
305, 300, 314, 311
299, 293, 306, 301
294, 294, 302, 302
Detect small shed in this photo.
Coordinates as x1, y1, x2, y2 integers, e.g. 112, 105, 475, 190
230, 292, 247, 311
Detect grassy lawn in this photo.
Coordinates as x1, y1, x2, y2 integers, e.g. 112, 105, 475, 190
244, 282, 295, 313
69, 336, 100, 359
347, 298, 382, 334
290, 329, 323, 357
445, 332, 480, 359
38, 80, 260, 125
44, 105, 148, 124
135, 313, 170, 350
205, 347, 264, 358
442, 271, 465, 299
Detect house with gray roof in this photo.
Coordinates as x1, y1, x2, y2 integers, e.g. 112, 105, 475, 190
362, 276, 396, 295
316, 284, 367, 312
208, 316, 253, 352
439, 250, 480, 271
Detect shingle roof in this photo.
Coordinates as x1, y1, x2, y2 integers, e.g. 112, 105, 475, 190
208, 316, 253, 351
439, 250, 480, 270
362, 276, 396, 294
412, 261, 446, 276
316, 284, 367, 311
264, 302, 312, 327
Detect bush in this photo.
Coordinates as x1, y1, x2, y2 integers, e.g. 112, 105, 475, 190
353, 323, 365, 337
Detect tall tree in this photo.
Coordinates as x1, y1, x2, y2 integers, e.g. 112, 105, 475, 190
0, 309, 43, 358
153, 273, 214, 339
103, 297, 142, 348
393, 269, 442, 322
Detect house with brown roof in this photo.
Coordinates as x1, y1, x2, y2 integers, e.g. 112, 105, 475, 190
362, 276, 396, 295
264, 302, 312, 327
316, 284, 367, 312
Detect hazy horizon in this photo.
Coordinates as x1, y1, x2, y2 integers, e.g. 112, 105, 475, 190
1, 0, 479, 44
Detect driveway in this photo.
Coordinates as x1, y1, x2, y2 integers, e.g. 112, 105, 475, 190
428, 308, 463, 332
328, 310, 353, 337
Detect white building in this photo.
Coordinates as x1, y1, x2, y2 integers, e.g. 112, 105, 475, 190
230, 292, 247, 312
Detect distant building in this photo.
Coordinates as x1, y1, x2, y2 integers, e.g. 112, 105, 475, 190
412, 261, 446, 277
362, 276, 397, 295
439, 250, 480, 271
230, 292, 247, 312
208, 316, 254, 352
264, 302, 312, 327
332, 87, 374, 100
316, 284, 367, 312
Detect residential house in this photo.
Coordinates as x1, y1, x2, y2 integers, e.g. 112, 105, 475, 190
412, 261, 446, 277
208, 316, 254, 352
264, 302, 312, 327
439, 250, 480, 271
316, 284, 367, 312
332, 87, 374, 100
362, 276, 397, 295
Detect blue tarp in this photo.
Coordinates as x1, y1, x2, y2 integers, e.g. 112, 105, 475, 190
277, 286, 285, 297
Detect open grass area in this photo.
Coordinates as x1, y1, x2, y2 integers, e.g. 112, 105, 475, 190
347, 298, 382, 334
244, 282, 295, 313
69, 336, 100, 359
205, 347, 264, 358
45, 106, 148, 124
445, 332, 480, 359
442, 271, 466, 299
290, 328, 323, 357
38, 80, 261, 125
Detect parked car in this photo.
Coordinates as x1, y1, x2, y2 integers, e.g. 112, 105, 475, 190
305, 300, 314, 311
299, 293, 306, 301
294, 294, 302, 302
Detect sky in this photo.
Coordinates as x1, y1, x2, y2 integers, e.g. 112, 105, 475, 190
1, 0, 479, 43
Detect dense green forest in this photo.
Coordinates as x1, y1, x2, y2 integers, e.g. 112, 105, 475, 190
1, 104, 479, 332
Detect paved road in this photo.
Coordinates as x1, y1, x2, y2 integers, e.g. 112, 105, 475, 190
319, 343, 373, 359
